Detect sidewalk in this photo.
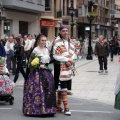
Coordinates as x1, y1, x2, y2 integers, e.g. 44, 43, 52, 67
15, 55, 120, 105
71, 55, 119, 105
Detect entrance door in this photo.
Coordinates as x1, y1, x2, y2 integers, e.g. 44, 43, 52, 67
19, 21, 28, 36
78, 25, 85, 40
4, 21, 11, 36
41, 27, 48, 37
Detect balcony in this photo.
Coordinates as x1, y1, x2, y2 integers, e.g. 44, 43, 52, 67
54, 10, 62, 18
105, 1, 109, 9
93, 0, 98, 6
77, 17, 84, 23
41, 11, 54, 19
105, 18, 110, 26
105, 10, 110, 18
45, 7, 52, 11
93, 17, 101, 24
2, 0, 45, 13
67, 7, 78, 17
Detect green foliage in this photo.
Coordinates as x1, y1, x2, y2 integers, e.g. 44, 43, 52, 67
69, 22, 78, 26
29, 53, 41, 72
29, 53, 53, 72
0, 56, 5, 63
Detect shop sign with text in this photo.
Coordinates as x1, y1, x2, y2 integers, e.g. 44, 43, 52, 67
40, 20, 56, 27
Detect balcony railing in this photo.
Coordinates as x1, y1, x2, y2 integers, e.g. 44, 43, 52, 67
54, 10, 62, 18
67, 7, 78, 17
93, 0, 98, 5
45, 7, 51, 11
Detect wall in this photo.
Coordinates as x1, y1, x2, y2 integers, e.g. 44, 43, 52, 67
2, 10, 40, 36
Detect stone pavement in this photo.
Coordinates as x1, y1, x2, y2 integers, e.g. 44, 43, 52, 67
15, 55, 120, 105
71, 55, 119, 105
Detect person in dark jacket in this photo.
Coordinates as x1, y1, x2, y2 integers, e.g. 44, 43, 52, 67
0, 40, 6, 57
95, 35, 109, 73
114, 36, 119, 55
13, 37, 26, 83
109, 37, 115, 61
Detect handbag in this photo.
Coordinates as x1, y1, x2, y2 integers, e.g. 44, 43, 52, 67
114, 91, 120, 110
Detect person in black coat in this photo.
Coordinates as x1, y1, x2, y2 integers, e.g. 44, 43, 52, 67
109, 37, 115, 61
0, 40, 6, 57
13, 37, 26, 83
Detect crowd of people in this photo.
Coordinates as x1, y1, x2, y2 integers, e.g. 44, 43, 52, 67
1, 26, 120, 116
0, 26, 77, 116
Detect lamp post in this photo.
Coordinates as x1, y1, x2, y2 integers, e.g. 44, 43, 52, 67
69, 0, 75, 38
86, 0, 95, 60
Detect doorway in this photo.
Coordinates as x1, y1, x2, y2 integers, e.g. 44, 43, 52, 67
19, 21, 28, 36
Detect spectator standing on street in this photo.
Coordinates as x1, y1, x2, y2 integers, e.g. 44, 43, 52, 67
114, 36, 119, 55
5, 36, 16, 75
0, 36, 6, 46
118, 38, 120, 55
18, 34, 25, 46
24, 35, 32, 61
95, 35, 109, 73
13, 37, 26, 83
0, 39, 6, 57
53, 25, 75, 116
109, 37, 115, 61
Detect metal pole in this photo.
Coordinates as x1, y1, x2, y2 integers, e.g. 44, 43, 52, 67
86, 0, 93, 60
86, 20, 92, 60
71, 0, 73, 38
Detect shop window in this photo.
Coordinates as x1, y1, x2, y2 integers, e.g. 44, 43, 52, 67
4, 21, 11, 36
45, 0, 52, 11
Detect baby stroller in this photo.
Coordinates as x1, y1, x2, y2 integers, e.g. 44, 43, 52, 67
0, 57, 14, 105
0, 73, 14, 105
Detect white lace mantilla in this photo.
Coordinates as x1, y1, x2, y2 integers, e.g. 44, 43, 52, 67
32, 47, 50, 64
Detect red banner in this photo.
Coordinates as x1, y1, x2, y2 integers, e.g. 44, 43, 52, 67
40, 20, 56, 27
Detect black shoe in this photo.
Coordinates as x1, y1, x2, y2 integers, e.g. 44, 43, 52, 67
67, 92, 73, 95
12, 73, 15, 75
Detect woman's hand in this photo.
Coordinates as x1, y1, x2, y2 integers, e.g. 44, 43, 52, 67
69, 58, 75, 64
65, 61, 71, 67
40, 64, 45, 69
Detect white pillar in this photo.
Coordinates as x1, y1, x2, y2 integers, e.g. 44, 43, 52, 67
118, 22, 120, 36
1, 20, 4, 36
12, 20, 19, 37
28, 20, 40, 36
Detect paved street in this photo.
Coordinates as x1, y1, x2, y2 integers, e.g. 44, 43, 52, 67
0, 55, 120, 120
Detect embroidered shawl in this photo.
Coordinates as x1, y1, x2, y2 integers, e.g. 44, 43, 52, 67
54, 37, 75, 81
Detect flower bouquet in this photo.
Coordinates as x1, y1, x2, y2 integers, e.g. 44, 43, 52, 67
29, 53, 53, 72
0, 57, 5, 73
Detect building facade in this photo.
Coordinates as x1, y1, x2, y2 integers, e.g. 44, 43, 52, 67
41, 0, 78, 41
115, 0, 120, 36
0, 0, 45, 37
77, 0, 115, 39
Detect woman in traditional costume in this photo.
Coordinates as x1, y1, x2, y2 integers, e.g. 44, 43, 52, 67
23, 34, 56, 116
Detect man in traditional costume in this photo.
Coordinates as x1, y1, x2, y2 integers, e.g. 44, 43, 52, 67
53, 26, 75, 116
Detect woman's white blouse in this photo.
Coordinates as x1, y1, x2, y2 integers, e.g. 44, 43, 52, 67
32, 47, 50, 64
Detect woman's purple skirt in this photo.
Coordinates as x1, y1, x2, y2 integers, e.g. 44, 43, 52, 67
23, 69, 56, 115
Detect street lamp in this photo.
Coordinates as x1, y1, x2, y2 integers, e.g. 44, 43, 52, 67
86, 0, 95, 60
69, 0, 75, 38
58, 20, 62, 27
